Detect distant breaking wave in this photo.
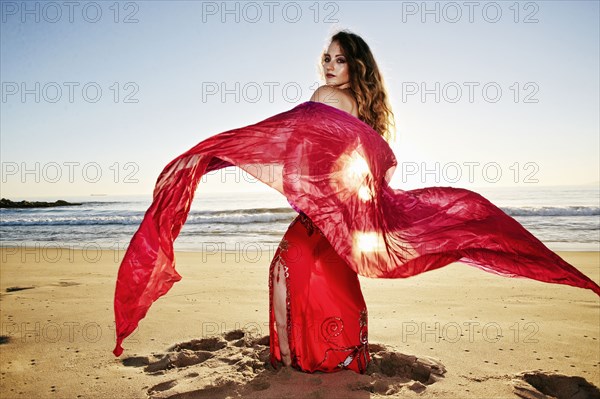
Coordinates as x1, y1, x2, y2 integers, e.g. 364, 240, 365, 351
501, 206, 600, 217
0, 207, 296, 226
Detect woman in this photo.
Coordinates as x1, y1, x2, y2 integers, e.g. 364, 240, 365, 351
113, 30, 599, 364
269, 30, 394, 373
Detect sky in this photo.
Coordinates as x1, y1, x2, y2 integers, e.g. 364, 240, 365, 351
1, 0, 599, 199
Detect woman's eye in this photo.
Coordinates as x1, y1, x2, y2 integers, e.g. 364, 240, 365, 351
337, 59, 346, 63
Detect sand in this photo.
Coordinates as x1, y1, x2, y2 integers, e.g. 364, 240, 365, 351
0, 247, 598, 398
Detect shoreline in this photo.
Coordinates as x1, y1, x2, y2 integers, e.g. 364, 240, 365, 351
1, 248, 599, 398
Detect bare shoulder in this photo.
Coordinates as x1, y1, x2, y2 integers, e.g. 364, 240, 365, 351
309, 85, 358, 117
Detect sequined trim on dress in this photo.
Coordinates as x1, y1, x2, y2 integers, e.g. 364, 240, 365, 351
268, 237, 296, 368
297, 212, 325, 238
313, 307, 370, 373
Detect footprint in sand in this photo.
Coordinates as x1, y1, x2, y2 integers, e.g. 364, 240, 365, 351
122, 356, 150, 368
144, 350, 215, 373
513, 371, 600, 399
5, 286, 35, 292
54, 281, 81, 287
351, 343, 446, 395
168, 337, 227, 352
148, 380, 177, 395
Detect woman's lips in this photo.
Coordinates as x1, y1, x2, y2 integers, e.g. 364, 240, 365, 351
326, 73, 335, 78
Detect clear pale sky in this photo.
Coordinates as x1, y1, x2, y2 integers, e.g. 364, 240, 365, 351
1, 0, 598, 199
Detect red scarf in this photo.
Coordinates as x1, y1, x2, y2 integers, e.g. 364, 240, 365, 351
113, 101, 600, 356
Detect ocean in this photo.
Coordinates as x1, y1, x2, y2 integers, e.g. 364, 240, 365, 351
1, 185, 599, 254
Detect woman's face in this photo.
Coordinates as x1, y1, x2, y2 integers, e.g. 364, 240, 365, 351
322, 40, 351, 89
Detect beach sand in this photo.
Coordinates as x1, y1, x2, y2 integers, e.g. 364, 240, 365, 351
0, 247, 598, 398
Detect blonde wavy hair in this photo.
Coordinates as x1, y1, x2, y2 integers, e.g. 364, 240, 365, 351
319, 30, 396, 143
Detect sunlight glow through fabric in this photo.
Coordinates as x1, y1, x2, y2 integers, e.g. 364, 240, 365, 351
113, 101, 600, 356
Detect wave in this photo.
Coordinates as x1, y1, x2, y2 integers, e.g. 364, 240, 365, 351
0, 207, 296, 226
1, 206, 598, 227
501, 206, 600, 217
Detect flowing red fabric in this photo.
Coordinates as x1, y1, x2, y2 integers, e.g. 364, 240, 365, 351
113, 101, 600, 357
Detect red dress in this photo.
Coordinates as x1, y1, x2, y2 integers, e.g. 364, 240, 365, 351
112, 101, 600, 362
269, 212, 370, 373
